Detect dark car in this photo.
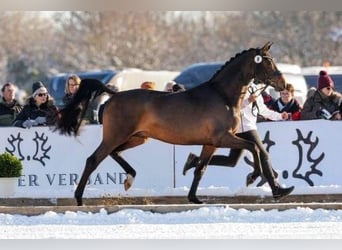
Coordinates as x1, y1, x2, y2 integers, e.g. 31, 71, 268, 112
302, 66, 342, 93
48, 70, 117, 108
173, 62, 222, 89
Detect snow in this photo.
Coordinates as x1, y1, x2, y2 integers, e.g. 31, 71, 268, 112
1, 205, 342, 239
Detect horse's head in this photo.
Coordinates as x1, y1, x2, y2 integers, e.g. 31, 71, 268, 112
253, 41, 286, 91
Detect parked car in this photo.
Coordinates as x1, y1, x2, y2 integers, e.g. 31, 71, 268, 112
174, 62, 308, 106
173, 62, 222, 90
48, 70, 117, 108
108, 68, 179, 91
302, 66, 342, 93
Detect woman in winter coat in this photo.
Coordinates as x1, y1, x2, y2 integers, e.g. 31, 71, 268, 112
13, 81, 58, 128
301, 70, 342, 120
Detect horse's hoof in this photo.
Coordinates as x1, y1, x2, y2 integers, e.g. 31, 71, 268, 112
182, 153, 197, 176
124, 174, 134, 191
188, 195, 203, 204
246, 172, 257, 186
75, 198, 83, 206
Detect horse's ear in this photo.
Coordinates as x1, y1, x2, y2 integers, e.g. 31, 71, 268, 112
261, 41, 273, 52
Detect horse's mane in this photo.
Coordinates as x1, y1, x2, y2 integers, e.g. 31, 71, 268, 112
208, 48, 255, 82
56, 79, 116, 136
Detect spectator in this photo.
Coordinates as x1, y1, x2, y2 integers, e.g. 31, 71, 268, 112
269, 83, 302, 120
0, 82, 23, 126
13, 81, 58, 128
63, 74, 99, 124
164, 81, 176, 92
63, 74, 81, 105
172, 83, 186, 92
301, 70, 342, 120
182, 81, 294, 199
140, 81, 156, 90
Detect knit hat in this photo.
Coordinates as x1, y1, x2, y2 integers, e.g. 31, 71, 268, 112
32, 81, 48, 97
317, 70, 334, 90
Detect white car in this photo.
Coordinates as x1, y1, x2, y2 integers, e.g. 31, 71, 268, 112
266, 63, 308, 106
302, 66, 342, 94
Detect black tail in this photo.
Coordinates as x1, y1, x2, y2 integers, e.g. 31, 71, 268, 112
55, 78, 116, 136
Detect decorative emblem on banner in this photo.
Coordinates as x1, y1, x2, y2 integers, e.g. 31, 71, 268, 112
291, 129, 324, 186
244, 129, 324, 186
5, 132, 51, 166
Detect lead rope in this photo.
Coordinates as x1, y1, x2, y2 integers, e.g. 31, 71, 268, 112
248, 81, 270, 117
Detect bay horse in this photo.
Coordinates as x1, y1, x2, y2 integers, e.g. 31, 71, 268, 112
55, 42, 286, 206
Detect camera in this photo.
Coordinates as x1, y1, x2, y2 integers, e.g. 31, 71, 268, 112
318, 109, 332, 120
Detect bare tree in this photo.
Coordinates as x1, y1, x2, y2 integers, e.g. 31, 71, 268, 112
1, 11, 341, 91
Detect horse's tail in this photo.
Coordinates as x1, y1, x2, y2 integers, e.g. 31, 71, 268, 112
55, 78, 116, 136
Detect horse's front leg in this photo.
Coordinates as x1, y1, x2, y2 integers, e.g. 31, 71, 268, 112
188, 145, 217, 204
218, 133, 262, 178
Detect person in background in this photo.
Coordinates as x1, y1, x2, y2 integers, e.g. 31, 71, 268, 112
140, 81, 156, 90
183, 81, 294, 199
63, 74, 81, 105
13, 81, 58, 128
63, 74, 100, 124
164, 81, 176, 92
172, 83, 186, 92
301, 70, 342, 120
0, 82, 23, 126
269, 83, 302, 120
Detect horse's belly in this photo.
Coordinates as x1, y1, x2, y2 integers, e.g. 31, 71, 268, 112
148, 130, 212, 145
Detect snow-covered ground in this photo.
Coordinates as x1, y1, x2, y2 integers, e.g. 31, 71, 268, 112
1, 204, 342, 239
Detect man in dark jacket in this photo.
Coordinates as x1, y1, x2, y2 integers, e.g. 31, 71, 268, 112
0, 82, 23, 126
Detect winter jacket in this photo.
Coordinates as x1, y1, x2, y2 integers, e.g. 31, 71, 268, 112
301, 88, 342, 120
269, 98, 302, 120
13, 97, 58, 128
0, 98, 23, 126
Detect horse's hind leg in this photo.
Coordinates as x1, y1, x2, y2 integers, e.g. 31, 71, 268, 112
75, 142, 113, 206
110, 136, 148, 191
109, 152, 136, 191
188, 145, 217, 204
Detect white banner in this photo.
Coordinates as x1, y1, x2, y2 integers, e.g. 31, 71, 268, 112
1, 120, 341, 198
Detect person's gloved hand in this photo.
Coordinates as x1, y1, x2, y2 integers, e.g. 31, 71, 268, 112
22, 119, 37, 128
35, 116, 46, 125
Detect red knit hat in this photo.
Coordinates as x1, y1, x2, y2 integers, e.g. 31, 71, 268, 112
317, 70, 334, 90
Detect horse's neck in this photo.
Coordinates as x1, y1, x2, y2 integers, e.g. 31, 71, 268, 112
212, 74, 252, 107
210, 54, 254, 107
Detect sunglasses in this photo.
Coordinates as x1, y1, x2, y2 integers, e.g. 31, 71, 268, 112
37, 93, 47, 97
